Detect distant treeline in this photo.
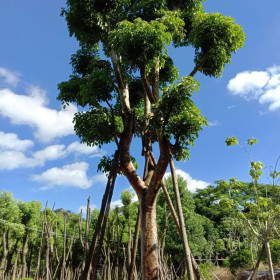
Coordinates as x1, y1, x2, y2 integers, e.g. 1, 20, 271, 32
1, 176, 280, 280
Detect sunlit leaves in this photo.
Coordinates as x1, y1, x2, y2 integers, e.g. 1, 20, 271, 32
109, 18, 174, 67
189, 12, 245, 77
249, 161, 264, 181
151, 76, 207, 160
225, 136, 239, 146
247, 137, 258, 146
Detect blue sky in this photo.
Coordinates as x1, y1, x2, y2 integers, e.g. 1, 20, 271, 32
0, 0, 280, 213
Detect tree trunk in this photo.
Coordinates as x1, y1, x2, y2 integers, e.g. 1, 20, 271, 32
82, 150, 119, 280
265, 240, 275, 280
128, 207, 140, 280
170, 157, 194, 280
21, 231, 29, 278
140, 194, 159, 280
249, 243, 265, 280
11, 249, 20, 280
0, 229, 8, 279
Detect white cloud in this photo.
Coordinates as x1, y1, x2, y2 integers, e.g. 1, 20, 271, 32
208, 120, 221, 127
32, 162, 108, 190
78, 204, 97, 214
227, 66, 280, 111
91, 173, 108, 184
0, 67, 20, 87
33, 145, 67, 162
33, 162, 93, 190
66, 141, 105, 157
0, 131, 34, 151
0, 139, 105, 171
164, 169, 210, 192
0, 88, 77, 142
0, 151, 39, 170
110, 199, 123, 209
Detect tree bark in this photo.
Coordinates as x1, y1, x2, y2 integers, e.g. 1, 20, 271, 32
21, 231, 29, 278
91, 172, 115, 280
265, 240, 275, 280
0, 229, 8, 279
128, 207, 140, 280
140, 192, 159, 280
11, 249, 20, 280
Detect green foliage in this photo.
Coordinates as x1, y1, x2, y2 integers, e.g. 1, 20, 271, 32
198, 262, 216, 280
74, 107, 123, 147
225, 136, 239, 146
269, 239, 280, 264
249, 161, 263, 181
247, 137, 258, 146
59, 0, 245, 170
58, 48, 115, 107
228, 249, 252, 274
189, 12, 245, 77
109, 15, 184, 68
151, 76, 207, 160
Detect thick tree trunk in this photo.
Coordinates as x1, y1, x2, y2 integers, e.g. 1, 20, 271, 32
140, 195, 159, 280
170, 157, 194, 280
265, 240, 275, 280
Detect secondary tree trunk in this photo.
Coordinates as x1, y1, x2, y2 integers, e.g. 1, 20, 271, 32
128, 207, 140, 280
140, 193, 158, 280
249, 243, 265, 280
21, 231, 29, 278
170, 157, 194, 280
265, 240, 275, 280
0, 229, 8, 279
11, 249, 20, 280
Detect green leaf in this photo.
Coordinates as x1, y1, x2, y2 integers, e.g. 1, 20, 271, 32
225, 136, 239, 146
247, 137, 258, 146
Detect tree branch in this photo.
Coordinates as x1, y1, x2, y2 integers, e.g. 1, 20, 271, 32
119, 113, 147, 196
242, 214, 262, 240
140, 65, 156, 104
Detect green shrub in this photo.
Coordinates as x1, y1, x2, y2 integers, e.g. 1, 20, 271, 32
269, 240, 280, 264
228, 249, 252, 274
198, 262, 216, 280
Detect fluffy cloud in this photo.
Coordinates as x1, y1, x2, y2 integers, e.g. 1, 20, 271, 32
33, 145, 66, 162
0, 131, 34, 151
110, 200, 123, 209
78, 204, 97, 214
164, 169, 210, 192
33, 162, 92, 189
0, 67, 20, 87
0, 138, 105, 171
66, 141, 105, 157
33, 162, 108, 190
227, 66, 280, 111
0, 88, 77, 142
0, 151, 39, 170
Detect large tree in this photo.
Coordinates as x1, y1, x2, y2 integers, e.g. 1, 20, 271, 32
58, 0, 245, 278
